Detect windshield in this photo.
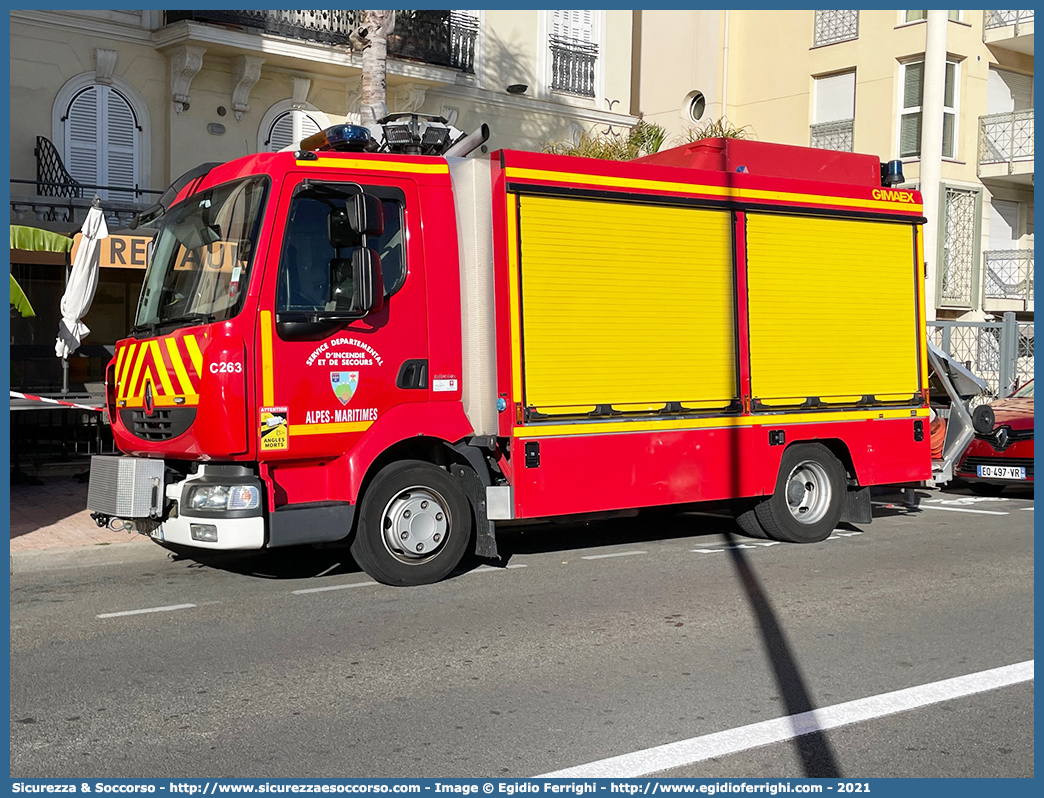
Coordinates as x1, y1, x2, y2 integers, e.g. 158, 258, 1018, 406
1013, 379, 1034, 398
135, 176, 268, 330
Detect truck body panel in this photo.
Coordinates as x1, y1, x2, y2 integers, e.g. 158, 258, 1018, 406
88, 128, 934, 583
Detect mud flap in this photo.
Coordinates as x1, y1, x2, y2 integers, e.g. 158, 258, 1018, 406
840, 486, 872, 524
450, 464, 499, 560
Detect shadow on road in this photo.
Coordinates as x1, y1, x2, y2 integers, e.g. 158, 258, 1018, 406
156, 504, 743, 581
723, 531, 843, 778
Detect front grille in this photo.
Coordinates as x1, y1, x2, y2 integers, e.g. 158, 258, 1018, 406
974, 427, 1034, 451
120, 408, 196, 441
958, 457, 1034, 478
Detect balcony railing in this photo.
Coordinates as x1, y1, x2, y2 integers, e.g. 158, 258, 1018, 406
809, 119, 854, 152
984, 249, 1034, 304
813, 10, 859, 47
978, 110, 1035, 175
550, 35, 598, 98
164, 10, 478, 72
11, 137, 159, 229
984, 10, 1034, 36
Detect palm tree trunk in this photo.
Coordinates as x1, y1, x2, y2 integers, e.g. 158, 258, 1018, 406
359, 10, 395, 130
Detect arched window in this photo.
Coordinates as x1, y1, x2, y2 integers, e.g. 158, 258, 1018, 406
258, 99, 332, 152
264, 110, 322, 151
63, 85, 140, 201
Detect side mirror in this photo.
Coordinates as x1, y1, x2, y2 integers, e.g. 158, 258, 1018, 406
347, 193, 384, 237
351, 247, 384, 314
328, 248, 384, 315
328, 207, 354, 249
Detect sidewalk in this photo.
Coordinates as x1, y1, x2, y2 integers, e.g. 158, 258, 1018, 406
10, 476, 150, 552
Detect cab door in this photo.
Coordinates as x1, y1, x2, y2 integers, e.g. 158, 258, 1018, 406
254, 170, 427, 504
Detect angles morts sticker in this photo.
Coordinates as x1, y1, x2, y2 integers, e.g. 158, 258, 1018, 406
330, 371, 359, 406
259, 406, 289, 451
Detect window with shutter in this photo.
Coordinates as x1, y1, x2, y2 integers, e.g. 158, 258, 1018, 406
64, 85, 139, 200
264, 110, 322, 152
898, 58, 958, 159
811, 71, 855, 151
549, 10, 598, 98
987, 68, 1034, 114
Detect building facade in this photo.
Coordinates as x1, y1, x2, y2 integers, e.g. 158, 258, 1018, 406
634, 9, 1034, 323
9, 8, 636, 398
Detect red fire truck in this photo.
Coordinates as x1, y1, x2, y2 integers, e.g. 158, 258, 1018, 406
88, 117, 932, 585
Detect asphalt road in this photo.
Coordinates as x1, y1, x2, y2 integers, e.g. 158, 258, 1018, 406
10, 485, 1034, 779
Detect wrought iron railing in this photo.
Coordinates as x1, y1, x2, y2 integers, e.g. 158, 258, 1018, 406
809, 119, 854, 152
978, 110, 1035, 174
984, 10, 1034, 37
984, 249, 1034, 304
164, 10, 478, 72
813, 10, 859, 46
15, 136, 160, 227
35, 136, 83, 199
550, 35, 598, 98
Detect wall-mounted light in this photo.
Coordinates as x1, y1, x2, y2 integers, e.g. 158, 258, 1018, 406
506, 84, 528, 95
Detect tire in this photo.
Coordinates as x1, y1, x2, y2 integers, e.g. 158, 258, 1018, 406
731, 499, 769, 539
967, 481, 1005, 496
754, 443, 846, 543
350, 460, 472, 586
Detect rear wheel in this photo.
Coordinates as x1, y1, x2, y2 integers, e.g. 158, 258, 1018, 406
754, 444, 846, 543
350, 460, 472, 586
732, 499, 769, 539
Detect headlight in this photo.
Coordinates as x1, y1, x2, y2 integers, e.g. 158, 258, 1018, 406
186, 485, 259, 512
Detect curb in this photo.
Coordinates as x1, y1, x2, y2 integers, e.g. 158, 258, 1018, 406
10, 538, 165, 574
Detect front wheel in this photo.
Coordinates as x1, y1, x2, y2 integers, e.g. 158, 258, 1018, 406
350, 460, 472, 586
754, 443, 846, 543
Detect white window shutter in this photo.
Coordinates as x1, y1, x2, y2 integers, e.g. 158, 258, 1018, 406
294, 112, 321, 144
66, 87, 100, 189
988, 68, 1033, 114
105, 88, 138, 200
266, 111, 321, 152
552, 9, 594, 42
989, 200, 1020, 250
267, 112, 295, 151
814, 72, 855, 123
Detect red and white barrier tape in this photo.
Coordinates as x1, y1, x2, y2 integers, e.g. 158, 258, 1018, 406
10, 391, 104, 412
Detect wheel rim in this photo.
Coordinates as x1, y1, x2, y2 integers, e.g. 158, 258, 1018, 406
380, 486, 451, 565
784, 461, 832, 525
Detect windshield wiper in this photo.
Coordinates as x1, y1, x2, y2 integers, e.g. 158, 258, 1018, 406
157, 312, 216, 330
129, 321, 159, 338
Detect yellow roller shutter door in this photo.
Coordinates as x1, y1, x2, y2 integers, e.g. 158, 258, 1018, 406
746, 214, 919, 404
518, 195, 737, 412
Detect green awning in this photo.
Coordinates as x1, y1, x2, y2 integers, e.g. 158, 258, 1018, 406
10, 224, 74, 253
10, 274, 35, 317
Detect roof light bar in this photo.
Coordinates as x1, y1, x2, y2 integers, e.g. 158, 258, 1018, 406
300, 124, 373, 154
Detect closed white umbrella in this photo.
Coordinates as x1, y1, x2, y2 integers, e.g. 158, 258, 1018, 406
55, 201, 109, 358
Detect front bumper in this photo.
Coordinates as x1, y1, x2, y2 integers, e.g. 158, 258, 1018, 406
154, 467, 266, 550
955, 435, 1034, 484
88, 456, 266, 550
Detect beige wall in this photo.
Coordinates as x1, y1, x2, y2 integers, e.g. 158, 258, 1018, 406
10, 10, 636, 195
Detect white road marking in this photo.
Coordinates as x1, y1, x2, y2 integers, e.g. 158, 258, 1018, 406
291, 581, 377, 595
314, 562, 341, 578
468, 563, 528, 574
581, 551, 647, 560
97, 603, 197, 619
918, 505, 1008, 516
538, 660, 1034, 778
1021, 506, 1034, 511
